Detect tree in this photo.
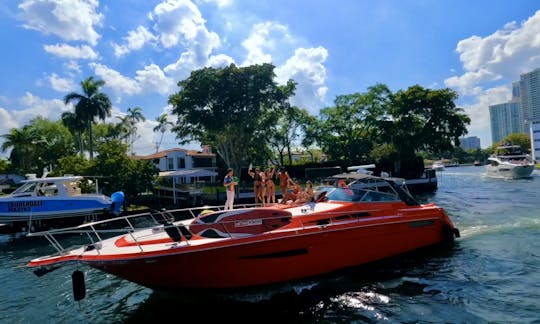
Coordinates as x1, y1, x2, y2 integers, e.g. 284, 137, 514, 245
0, 158, 10, 174
64, 76, 112, 160
268, 106, 317, 166
61, 111, 87, 156
153, 113, 174, 153
316, 84, 392, 164
26, 117, 77, 173
126, 107, 145, 155
90, 140, 158, 199
1, 126, 37, 173
168, 63, 296, 174
383, 85, 471, 178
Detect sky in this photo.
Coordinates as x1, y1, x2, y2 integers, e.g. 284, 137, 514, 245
1, 0, 540, 159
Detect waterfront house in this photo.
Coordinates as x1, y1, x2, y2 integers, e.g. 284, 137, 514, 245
132, 146, 217, 204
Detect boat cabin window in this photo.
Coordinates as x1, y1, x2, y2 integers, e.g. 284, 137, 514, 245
12, 182, 38, 196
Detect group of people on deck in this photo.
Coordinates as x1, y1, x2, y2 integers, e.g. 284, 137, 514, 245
223, 166, 315, 209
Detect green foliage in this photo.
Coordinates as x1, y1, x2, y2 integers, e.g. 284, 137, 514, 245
492, 133, 531, 153
317, 84, 393, 164
90, 140, 158, 199
0, 158, 10, 173
54, 155, 95, 177
169, 63, 296, 174
388, 85, 470, 156
64, 76, 112, 160
1, 117, 76, 175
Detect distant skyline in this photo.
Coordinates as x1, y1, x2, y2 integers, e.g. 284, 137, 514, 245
1, 1, 540, 158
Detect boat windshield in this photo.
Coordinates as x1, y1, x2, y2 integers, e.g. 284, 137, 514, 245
12, 182, 38, 196
325, 186, 400, 202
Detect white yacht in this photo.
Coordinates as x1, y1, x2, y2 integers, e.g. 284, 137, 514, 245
486, 145, 535, 179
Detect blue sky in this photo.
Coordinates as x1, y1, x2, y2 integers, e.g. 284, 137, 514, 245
1, 1, 540, 158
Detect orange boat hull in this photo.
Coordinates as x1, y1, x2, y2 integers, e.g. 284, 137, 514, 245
83, 208, 454, 289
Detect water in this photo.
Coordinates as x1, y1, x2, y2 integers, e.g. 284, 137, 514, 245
1, 166, 539, 323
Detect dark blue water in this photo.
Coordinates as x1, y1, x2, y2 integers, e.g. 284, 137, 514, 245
1, 166, 539, 323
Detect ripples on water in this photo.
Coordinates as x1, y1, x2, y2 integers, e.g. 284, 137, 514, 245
1, 166, 539, 323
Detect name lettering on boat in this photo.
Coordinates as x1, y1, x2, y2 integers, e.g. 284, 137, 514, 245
235, 219, 263, 227
7, 201, 43, 212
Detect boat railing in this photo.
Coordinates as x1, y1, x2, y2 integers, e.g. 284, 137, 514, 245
27, 202, 262, 255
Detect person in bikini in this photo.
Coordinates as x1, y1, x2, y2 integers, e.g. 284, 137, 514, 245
264, 166, 276, 205
294, 181, 314, 204
248, 167, 265, 205
277, 168, 291, 202
280, 178, 301, 204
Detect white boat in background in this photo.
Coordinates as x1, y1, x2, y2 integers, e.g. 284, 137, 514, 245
486, 145, 535, 179
431, 161, 445, 171
0, 176, 124, 232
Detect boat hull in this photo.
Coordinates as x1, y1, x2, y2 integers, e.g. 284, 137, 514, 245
0, 196, 112, 222
486, 164, 534, 179
82, 209, 454, 290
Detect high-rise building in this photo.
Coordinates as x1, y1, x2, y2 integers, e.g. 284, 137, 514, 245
489, 101, 523, 144
530, 119, 540, 161
519, 67, 540, 128
459, 136, 481, 150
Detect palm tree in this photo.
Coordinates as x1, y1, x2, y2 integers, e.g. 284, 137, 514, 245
61, 111, 87, 156
1, 126, 37, 172
153, 113, 173, 153
126, 107, 145, 155
64, 76, 112, 159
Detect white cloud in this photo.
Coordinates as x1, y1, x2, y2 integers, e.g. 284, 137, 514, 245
445, 10, 540, 94
135, 64, 175, 95
90, 63, 141, 96
112, 26, 157, 57
151, 0, 222, 79
151, 0, 219, 49
198, 0, 233, 8
241, 22, 292, 66
444, 10, 540, 147
460, 86, 512, 148
19, 0, 103, 45
275, 47, 329, 112
44, 43, 98, 60
48, 73, 76, 92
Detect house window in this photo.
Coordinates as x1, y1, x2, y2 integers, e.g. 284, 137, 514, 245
177, 157, 185, 169
167, 158, 174, 170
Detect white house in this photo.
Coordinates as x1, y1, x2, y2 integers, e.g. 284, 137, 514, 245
132, 145, 217, 184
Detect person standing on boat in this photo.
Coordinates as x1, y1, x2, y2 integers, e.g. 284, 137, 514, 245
264, 166, 277, 205
223, 168, 237, 210
248, 167, 265, 205
277, 168, 291, 202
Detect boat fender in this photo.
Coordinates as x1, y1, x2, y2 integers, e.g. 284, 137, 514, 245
111, 191, 125, 216
72, 270, 86, 301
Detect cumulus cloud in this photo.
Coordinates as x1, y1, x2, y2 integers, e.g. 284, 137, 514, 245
151, 0, 220, 49
199, 0, 233, 8
44, 43, 98, 60
151, 0, 222, 79
18, 0, 103, 45
446, 10, 540, 93
90, 63, 142, 96
445, 10, 540, 146
241, 21, 292, 66
48, 73, 76, 92
275, 47, 329, 112
112, 26, 157, 57
135, 64, 175, 95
